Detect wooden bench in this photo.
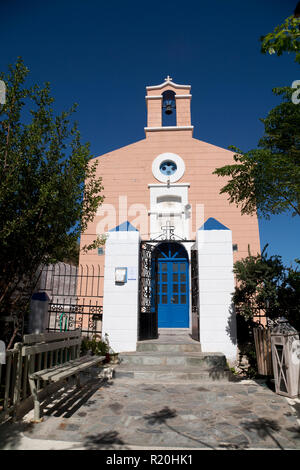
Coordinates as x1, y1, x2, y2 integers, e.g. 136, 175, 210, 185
22, 330, 105, 421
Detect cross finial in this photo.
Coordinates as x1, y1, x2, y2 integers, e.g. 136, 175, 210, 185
164, 75, 172, 82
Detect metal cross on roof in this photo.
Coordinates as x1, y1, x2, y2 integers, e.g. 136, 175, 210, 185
164, 75, 172, 82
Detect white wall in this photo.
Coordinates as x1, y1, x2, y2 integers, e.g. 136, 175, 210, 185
102, 226, 237, 360
197, 228, 237, 362
102, 230, 140, 352
148, 183, 190, 240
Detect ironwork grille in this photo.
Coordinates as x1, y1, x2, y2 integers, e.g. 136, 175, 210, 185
47, 299, 103, 338
138, 242, 158, 340
191, 249, 200, 341
36, 263, 103, 338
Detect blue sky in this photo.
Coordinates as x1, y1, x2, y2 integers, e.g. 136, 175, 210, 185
1, 0, 299, 267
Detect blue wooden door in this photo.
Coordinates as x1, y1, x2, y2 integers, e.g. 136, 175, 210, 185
156, 244, 189, 328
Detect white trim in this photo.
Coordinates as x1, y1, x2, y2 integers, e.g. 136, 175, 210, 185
151, 153, 186, 184
146, 80, 191, 90
145, 94, 192, 99
148, 210, 184, 216
145, 95, 163, 100
175, 94, 192, 99
148, 211, 184, 215
148, 183, 190, 188
145, 126, 194, 132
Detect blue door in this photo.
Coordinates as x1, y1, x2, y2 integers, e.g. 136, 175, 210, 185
156, 243, 189, 328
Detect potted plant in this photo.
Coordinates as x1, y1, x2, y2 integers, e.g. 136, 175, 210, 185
104, 333, 119, 364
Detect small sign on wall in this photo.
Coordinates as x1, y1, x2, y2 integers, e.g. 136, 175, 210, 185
128, 266, 137, 280
115, 267, 127, 284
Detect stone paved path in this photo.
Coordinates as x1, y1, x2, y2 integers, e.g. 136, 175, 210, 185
1, 371, 300, 450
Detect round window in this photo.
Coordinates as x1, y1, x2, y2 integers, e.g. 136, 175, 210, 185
159, 160, 177, 176
152, 153, 185, 183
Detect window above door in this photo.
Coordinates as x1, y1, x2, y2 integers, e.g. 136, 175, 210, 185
152, 153, 185, 183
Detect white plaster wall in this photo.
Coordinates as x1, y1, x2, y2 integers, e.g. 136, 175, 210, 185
182, 241, 193, 333
102, 231, 140, 352
197, 229, 237, 361
148, 183, 190, 240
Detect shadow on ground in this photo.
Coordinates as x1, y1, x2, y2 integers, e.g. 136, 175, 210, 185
1, 375, 300, 450
143, 406, 219, 449
142, 404, 300, 450
0, 375, 114, 450
82, 431, 129, 450
41, 376, 113, 419
208, 367, 241, 382
0, 420, 34, 450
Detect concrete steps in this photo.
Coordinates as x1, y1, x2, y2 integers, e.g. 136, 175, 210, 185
136, 342, 202, 353
113, 363, 234, 382
112, 333, 235, 382
119, 351, 226, 368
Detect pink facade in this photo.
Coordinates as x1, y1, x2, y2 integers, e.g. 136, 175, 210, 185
79, 77, 260, 272
78, 77, 261, 357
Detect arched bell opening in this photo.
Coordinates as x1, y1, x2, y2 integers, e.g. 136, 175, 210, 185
162, 90, 176, 127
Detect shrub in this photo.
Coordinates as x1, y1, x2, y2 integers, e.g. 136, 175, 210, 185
81, 336, 109, 357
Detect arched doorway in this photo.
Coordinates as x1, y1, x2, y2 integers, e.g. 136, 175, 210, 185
154, 242, 189, 328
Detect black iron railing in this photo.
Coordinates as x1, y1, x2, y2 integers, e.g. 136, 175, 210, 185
47, 298, 103, 338
36, 263, 103, 338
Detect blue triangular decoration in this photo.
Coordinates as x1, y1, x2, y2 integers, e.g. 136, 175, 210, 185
109, 221, 138, 232
199, 217, 229, 231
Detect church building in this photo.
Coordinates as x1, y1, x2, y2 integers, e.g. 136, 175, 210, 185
79, 76, 260, 362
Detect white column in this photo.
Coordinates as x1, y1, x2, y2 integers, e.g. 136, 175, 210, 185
102, 230, 140, 352
196, 228, 237, 362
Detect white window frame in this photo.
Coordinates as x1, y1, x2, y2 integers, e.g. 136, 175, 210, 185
152, 153, 185, 183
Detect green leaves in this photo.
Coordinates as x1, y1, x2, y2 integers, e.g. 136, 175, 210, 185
80, 337, 109, 357
233, 247, 300, 331
214, 147, 257, 216
0, 58, 104, 317
261, 15, 300, 64
214, 86, 300, 218
214, 14, 300, 219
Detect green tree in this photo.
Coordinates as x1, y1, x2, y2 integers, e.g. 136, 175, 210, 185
277, 259, 300, 330
62, 239, 80, 266
213, 86, 300, 218
233, 245, 286, 321
0, 58, 104, 344
261, 11, 300, 64
233, 246, 300, 376
214, 8, 300, 219
234, 247, 300, 329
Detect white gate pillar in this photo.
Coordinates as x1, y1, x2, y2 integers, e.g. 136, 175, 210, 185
102, 228, 140, 352
196, 218, 237, 362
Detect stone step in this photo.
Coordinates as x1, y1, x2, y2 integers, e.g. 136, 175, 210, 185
113, 364, 235, 383
137, 342, 202, 353
158, 328, 190, 335
119, 351, 226, 368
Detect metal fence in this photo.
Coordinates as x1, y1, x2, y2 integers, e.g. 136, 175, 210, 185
36, 263, 103, 338
0, 263, 104, 420
48, 300, 103, 337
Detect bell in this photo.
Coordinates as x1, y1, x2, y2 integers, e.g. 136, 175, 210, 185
162, 90, 176, 116
165, 104, 173, 115
163, 100, 175, 115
